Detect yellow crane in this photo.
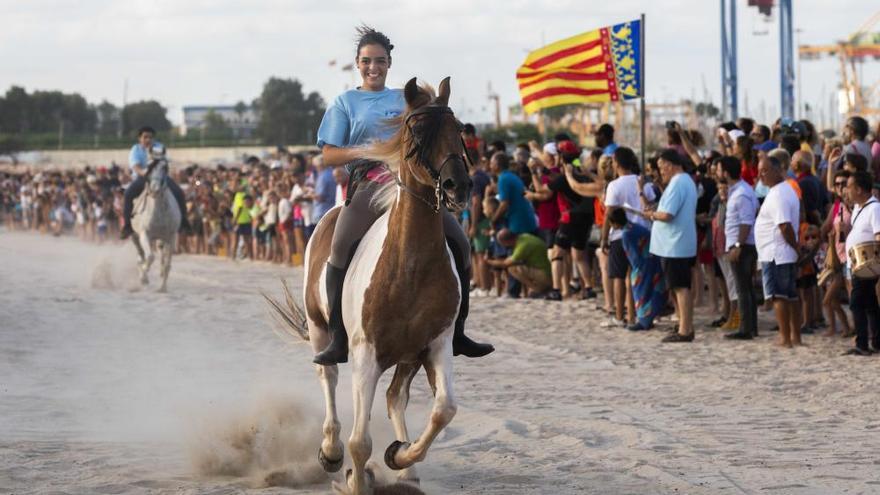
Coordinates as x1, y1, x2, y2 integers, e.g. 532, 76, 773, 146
798, 10, 880, 116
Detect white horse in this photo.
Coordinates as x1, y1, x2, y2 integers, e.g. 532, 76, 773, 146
131, 156, 181, 292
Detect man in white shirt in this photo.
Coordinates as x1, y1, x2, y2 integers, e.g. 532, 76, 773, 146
843, 171, 880, 356
720, 156, 760, 340
754, 155, 801, 348
600, 147, 649, 328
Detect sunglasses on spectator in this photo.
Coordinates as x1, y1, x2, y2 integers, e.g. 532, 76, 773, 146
834, 182, 847, 187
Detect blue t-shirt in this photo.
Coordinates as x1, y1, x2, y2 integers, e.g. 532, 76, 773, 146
316, 88, 405, 149
497, 170, 537, 234
602, 142, 619, 157
128, 141, 163, 178
649, 172, 697, 258
312, 168, 337, 222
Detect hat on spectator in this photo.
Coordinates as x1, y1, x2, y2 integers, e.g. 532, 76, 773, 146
753, 140, 778, 152
557, 140, 580, 156
543, 142, 558, 155
727, 129, 745, 141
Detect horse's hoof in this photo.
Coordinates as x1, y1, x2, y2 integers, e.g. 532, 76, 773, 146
384, 440, 411, 470
318, 448, 343, 473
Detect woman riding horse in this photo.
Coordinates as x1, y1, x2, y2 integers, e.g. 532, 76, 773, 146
312, 25, 493, 365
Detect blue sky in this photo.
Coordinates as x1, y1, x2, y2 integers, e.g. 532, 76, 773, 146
0, 0, 877, 129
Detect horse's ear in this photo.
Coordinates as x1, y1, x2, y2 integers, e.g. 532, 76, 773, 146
404, 77, 421, 107
436, 77, 451, 106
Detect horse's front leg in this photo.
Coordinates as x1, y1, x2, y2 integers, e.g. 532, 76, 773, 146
308, 320, 345, 473
158, 239, 172, 293
345, 348, 382, 495
386, 362, 421, 484
131, 235, 149, 285
385, 332, 456, 471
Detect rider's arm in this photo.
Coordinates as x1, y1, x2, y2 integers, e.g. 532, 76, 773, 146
129, 145, 148, 176
322, 145, 363, 168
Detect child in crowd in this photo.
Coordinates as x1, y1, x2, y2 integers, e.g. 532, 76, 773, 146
797, 224, 821, 334
471, 196, 495, 297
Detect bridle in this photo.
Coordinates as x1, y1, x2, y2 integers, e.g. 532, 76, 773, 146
395, 104, 473, 213
145, 159, 168, 193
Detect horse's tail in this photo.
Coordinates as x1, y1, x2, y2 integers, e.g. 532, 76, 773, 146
262, 278, 310, 342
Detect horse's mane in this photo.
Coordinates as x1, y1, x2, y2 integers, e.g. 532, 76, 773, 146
357, 82, 438, 212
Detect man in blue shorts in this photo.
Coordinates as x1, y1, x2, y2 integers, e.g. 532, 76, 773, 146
647, 149, 698, 343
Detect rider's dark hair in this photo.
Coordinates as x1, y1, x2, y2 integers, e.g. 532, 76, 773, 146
356, 25, 394, 57
137, 126, 156, 137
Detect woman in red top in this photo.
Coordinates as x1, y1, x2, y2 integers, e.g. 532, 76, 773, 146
734, 135, 758, 186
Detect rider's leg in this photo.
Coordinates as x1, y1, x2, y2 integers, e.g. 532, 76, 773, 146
166, 178, 191, 231
120, 176, 146, 238
443, 210, 494, 358
314, 183, 384, 366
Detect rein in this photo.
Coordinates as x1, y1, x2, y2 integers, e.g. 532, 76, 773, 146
397, 104, 473, 214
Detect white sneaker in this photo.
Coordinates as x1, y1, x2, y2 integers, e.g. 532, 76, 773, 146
600, 317, 625, 328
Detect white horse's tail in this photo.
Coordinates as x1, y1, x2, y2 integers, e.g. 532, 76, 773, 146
263, 278, 310, 342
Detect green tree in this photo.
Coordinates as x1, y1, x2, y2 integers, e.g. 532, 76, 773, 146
0, 86, 32, 134
121, 100, 171, 135
542, 103, 582, 121
0, 134, 24, 163
480, 123, 542, 146
96, 100, 120, 135
255, 77, 325, 145
203, 109, 231, 139
234, 100, 248, 122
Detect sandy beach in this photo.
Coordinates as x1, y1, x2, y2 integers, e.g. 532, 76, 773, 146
2, 230, 879, 494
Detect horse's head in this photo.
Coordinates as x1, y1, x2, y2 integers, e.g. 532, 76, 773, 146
400, 77, 472, 211
148, 159, 169, 195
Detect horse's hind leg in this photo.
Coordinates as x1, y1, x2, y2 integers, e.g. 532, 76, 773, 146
385, 335, 456, 471
386, 362, 421, 484
346, 351, 381, 495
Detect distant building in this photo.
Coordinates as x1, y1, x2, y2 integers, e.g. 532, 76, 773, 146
180, 105, 258, 138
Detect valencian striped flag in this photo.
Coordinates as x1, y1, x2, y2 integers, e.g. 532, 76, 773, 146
517, 19, 642, 114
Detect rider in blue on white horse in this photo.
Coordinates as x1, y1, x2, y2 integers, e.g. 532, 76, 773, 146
120, 126, 190, 239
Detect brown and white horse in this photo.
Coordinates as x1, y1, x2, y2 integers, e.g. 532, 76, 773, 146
267, 77, 471, 494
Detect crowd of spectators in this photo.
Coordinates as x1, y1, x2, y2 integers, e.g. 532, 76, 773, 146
4, 115, 880, 352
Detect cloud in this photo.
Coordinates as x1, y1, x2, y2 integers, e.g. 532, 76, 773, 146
0, 0, 876, 128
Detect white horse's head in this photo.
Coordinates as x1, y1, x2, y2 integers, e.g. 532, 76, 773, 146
148, 159, 168, 195
147, 145, 169, 195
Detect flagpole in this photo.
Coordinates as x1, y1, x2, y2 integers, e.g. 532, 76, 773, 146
639, 12, 646, 171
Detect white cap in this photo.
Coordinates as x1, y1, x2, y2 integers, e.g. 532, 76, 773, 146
543, 142, 558, 155
727, 129, 745, 141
